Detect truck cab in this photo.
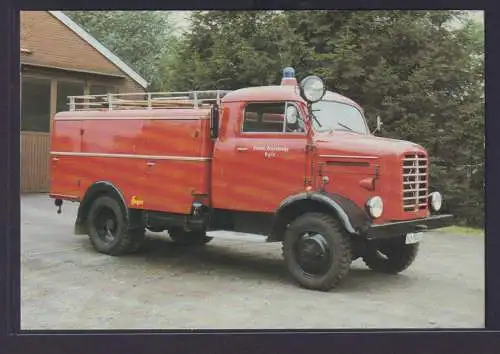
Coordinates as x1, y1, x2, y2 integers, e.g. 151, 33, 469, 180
50, 67, 453, 291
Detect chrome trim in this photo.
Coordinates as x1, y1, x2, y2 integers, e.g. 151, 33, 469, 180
239, 131, 307, 136
403, 188, 428, 193
402, 172, 427, 177
319, 154, 378, 159
402, 152, 428, 212
403, 158, 428, 163
51, 193, 79, 200
50, 151, 211, 161
403, 180, 427, 185
53, 116, 210, 121
403, 196, 427, 201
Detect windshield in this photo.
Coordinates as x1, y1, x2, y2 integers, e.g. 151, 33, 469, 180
311, 100, 368, 134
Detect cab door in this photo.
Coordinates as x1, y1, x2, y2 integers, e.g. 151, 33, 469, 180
213, 101, 308, 213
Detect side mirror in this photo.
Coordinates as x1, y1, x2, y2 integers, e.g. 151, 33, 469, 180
285, 106, 298, 125
210, 104, 219, 139
372, 115, 383, 134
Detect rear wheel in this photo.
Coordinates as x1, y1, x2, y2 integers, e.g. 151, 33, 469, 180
362, 236, 419, 273
168, 227, 213, 246
87, 196, 145, 256
282, 212, 352, 291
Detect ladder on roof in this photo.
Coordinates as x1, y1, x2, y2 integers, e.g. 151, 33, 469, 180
67, 90, 232, 112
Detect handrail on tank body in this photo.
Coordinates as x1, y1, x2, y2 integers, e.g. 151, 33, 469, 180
67, 90, 232, 112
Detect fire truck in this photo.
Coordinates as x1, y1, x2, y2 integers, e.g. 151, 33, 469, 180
49, 67, 453, 291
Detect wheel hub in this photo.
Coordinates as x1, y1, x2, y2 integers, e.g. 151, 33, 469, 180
296, 233, 331, 275
95, 208, 117, 243
105, 219, 115, 230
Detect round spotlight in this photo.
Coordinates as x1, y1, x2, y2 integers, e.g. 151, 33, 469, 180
299, 75, 326, 103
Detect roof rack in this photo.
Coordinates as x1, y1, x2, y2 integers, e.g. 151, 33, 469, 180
67, 90, 232, 112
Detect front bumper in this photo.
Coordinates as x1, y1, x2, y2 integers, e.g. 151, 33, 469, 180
365, 214, 454, 240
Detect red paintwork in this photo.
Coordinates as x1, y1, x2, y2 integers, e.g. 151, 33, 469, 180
281, 77, 298, 86
50, 109, 213, 214
50, 82, 429, 225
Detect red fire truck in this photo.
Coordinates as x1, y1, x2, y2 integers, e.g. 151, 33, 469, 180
49, 67, 453, 291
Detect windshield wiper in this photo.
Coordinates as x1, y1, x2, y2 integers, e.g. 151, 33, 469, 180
337, 122, 354, 132
310, 109, 322, 128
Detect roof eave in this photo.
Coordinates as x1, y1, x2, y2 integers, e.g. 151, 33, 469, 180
48, 10, 149, 89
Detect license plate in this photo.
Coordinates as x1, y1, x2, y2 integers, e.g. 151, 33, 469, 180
405, 232, 424, 244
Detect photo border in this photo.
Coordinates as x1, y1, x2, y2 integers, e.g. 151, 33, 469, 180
2, 0, 496, 353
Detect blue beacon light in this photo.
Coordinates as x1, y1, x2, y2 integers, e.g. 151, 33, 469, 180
281, 67, 297, 86
283, 67, 295, 78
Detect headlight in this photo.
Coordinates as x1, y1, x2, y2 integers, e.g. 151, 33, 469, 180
428, 191, 442, 212
366, 196, 383, 218
299, 75, 326, 103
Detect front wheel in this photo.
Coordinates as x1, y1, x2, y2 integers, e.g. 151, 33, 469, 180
362, 236, 419, 274
282, 212, 352, 291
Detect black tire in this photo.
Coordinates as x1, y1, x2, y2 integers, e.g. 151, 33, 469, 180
362, 236, 419, 274
87, 196, 145, 256
168, 227, 213, 246
282, 212, 352, 291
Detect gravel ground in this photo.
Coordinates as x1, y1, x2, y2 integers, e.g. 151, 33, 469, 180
21, 194, 484, 330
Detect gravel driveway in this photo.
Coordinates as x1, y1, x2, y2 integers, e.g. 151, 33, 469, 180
21, 194, 484, 330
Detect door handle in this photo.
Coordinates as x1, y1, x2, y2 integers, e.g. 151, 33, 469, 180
236, 147, 248, 152
52, 157, 60, 162
146, 161, 156, 167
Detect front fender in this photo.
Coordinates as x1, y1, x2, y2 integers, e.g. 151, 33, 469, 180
275, 192, 372, 237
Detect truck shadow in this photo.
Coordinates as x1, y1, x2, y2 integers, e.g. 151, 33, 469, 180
83, 234, 417, 293
130, 236, 291, 285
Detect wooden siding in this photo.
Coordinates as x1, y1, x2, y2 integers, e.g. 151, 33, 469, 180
21, 132, 51, 193
121, 76, 147, 94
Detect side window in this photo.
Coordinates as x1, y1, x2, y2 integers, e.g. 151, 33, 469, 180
242, 102, 286, 133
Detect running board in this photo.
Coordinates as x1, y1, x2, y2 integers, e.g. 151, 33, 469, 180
206, 231, 268, 243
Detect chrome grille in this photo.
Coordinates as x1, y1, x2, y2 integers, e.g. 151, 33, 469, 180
402, 153, 428, 212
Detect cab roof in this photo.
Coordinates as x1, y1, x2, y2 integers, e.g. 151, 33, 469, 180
222, 85, 362, 110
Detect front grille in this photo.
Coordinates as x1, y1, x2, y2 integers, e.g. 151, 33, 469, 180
402, 152, 428, 212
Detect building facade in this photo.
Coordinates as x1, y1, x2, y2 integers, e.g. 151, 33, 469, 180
20, 11, 148, 193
